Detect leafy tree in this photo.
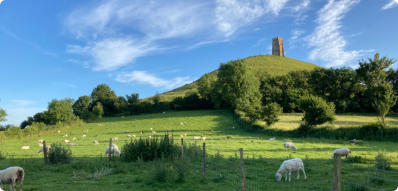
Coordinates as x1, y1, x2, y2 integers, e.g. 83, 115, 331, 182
33, 111, 50, 124
72, 96, 91, 119
126, 93, 139, 105
113, 96, 128, 114
217, 59, 262, 122
92, 102, 104, 119
0, 108, 6, 123
91, 84, 117, 116
357, 53, 397, 126
262, 102, 282, 126
197, 73, 217, 101
298, 95, 335, 127
20, 116, 34, 129
46, 99, 75, 124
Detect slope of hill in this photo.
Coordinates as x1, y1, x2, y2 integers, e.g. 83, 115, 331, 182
148, 55, 320, 102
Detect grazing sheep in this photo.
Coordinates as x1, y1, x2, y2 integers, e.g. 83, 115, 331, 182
104, 144, 121, 157
202, 137, 206, 141
112, 137, 119, 141
93, 140, 99, 145
284, 142, 297, 150
124, 130, 129, 133
64, 140, 70, 143
82, 134, 86, 138
180, 122, 184, 126
275, 158, 306, 182
151, 131, 156, 134
0, 166, 24, 191
38, 139, 44, 144
269, 137, 276, 141
21, 146, 30, 150
127, 134, 132, 138
150, 128, 153, 131
63, 134, 68, 138
72, 137, 77, 141
193, 136, 201, 141
68, 143, 78, 146
331, 148, 351, 159
37, 145, 51, 155
57, 130, 61, 134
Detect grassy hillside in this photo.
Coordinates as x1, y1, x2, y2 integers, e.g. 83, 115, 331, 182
146, 55, 319, 102
1, 110, 398, 190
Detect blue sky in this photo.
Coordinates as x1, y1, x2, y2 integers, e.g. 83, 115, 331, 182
0, 0, 397, 125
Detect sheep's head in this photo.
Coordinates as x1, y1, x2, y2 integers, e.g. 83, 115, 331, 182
275, 172, 282, 182
293, 146, 297, 150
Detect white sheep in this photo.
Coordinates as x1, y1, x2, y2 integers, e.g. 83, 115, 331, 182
193, 136, 201, 141
0, 166, 24, 191
112, 137, 119, 141
269, 137, 276, 141
331, 148, 351, 159
104, 144, 121, 157
38, 139, 44, 144
64, 140, 70, 143
93, 140, 99, 145
82, 134, 86, 138
275, 158, 307, 182
20, 146, 30, 150
37, 145, 51, 155
284, 142, 297, 150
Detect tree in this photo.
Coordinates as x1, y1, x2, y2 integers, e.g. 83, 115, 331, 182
47, 99, 75, 124
262, 102, 282, 126
217, 59, 262, 122
356, 53, 397, 126
0, 108, 6, 123
298, 95, 335, 127
92, 102, 104, 119
126, 93, 139, 105
91, 84, 117, 116
72, 96, 91, 119
113, 96, 128, 114
197, 73, 217, 101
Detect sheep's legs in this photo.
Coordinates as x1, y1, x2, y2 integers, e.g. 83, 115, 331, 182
284, 172, 288, 181
288, 171, 291, 182
301, 167, 307, 180
20, 181, 23, 191
297, 169, 300, 179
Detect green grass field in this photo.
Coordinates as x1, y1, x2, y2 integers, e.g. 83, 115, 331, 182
1, 110, 398, 190
146, 55, 319, 102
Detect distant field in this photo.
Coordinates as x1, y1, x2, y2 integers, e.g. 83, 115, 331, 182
145, 55, 319, 102
1, 110, 398, 190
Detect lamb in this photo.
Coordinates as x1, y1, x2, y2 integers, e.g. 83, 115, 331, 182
20, 146, 30, 150
275, 158, 306, 182
331, 148, 351, 159
0, 166, 24, 191
284, 142, 297, 150
104, 144, 121, 157
37, 145, 51, 155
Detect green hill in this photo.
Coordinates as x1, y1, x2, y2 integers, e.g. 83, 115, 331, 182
148, 55, 319, 102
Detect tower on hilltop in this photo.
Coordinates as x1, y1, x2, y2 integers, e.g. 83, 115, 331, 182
272, 37, 284, 57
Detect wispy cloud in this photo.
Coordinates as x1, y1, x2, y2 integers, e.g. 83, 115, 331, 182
2, 100, 45, 126
65, 0, 294, 71
306, 0, 369, 67
115, 70, 191, 90
382, 0, 398, 10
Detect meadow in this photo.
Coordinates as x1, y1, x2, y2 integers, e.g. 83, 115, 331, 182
1, 110, 398, 190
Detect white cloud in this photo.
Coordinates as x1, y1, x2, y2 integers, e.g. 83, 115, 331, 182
290, 29, 305, 41
306, 0, 369, 67
115, 71, 191, 90
215, 0, 290, 37
0, 0, 4, 5
67, 37, 156, 71
382, 0, 398, 10
1, 100, 44, 126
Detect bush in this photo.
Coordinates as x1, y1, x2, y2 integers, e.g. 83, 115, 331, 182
121, 134, 178, 162
346, 155, 365, 163
262, 102, 282, 126
375, 151, 391, 170
0, 151, 6, 160
48, 143, 72, 164
173, 159, 190, 183
298, 95, 335, 127
350, 183, 368, 191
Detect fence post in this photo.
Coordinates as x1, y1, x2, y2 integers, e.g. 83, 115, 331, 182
108, 138, 112, 161
239, 148, 246, 191
202, 142, 206, 179
43, 140, 48, 164
333, 155, 342, 191
181, 138, 184, 159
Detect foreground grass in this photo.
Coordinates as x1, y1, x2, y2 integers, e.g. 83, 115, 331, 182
1, 110, 398, 190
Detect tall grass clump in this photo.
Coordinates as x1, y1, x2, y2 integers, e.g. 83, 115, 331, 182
0, 151, 5, 160
375, 151, 391, 170
121, 134, 178, 162
48, 143, 72, 164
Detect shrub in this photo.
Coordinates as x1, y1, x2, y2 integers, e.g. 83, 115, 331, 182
375, 151, 391, 170
121, 134, 178, 162
298, 95, 335, 127
48, 143, 72, 164
350, 183, 368, 191
173, 160, 190, 183
262, 102, 282, 126
346, 155, 365, 163
149, 163, 174, 183
0, 151, 5, 160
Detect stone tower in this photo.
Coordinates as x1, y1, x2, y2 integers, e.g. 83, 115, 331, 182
272, 37, 284, 57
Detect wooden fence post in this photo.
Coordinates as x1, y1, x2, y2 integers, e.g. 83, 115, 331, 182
181, 138, 184, 159
239, 148, 246, 191
333, 155, 342, 191
43, 140, 48, 164
108, 138, 112, 161
202, 142, 206, 179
